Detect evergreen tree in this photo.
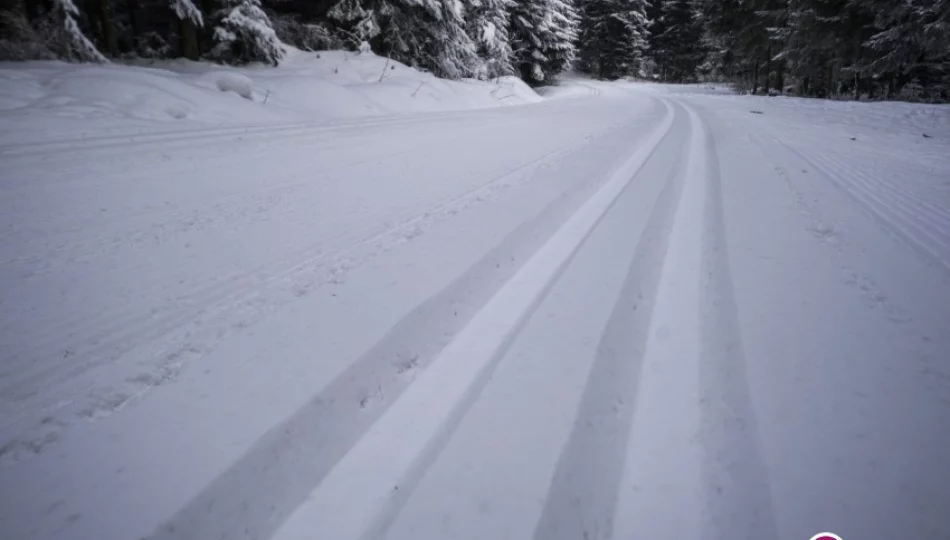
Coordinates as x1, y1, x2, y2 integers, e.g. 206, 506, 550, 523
651, 0, 704, 81
211, 0, 284, 65
855, 0, 950, 97
697, 0, 784, 91
466, 0, 515, 79
644, 0, 665, 75
328, 0, 479, 79
171, 0, 204, 59
54, 0, 107, 61
509, 0, 579, 83
577, 0, 650, 79
0, 0, 943, 96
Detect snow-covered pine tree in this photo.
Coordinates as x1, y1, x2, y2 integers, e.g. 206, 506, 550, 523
509, 0, 579, 84
328, 0, 479, 79
53, 0, 107, 62
211, 0, 285, 65
855, 0, 950, 98
171, 0, 204, 26
651, 0, 704, 81
466, 0, 515, 79
577, 0, 650, 79
699, 0, 787, 91
547, 0, 581, 74
171, 0, 204, 60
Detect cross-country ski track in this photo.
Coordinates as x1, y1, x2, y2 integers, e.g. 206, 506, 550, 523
1, 83, 949, 540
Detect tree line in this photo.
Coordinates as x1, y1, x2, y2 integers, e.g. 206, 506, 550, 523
1, 0, 947, 100
0, 0, 579, 84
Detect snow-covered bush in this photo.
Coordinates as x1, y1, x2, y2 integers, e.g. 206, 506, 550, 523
213, 72, 255, 100
211, 0, 285, 66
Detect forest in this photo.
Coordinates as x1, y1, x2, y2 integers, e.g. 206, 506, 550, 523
0, 0, 947, 101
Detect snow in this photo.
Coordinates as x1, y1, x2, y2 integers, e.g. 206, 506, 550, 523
0, 48, 540, 145
1, 66, 950, 540
271, 99, 674, 540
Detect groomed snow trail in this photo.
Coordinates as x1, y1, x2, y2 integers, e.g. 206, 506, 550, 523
2, 83, 950, 540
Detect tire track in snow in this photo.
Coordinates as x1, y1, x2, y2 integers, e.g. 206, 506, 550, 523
694, 104, 778, 540
267, 100, 676, 540
530, 104, 689, 540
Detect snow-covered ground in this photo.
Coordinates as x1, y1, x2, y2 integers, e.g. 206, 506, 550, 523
0, 48, 539, 145
1, 60, 949, 540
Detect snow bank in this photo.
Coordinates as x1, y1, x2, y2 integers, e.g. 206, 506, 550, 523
0, 48, 541, 144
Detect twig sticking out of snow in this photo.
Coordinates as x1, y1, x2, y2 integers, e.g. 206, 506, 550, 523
378, 56, 391, 83
411, 82, 425, 97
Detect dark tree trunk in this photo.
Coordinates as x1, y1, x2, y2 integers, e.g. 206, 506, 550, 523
752, 62, 760, 95
825, 64, 834, 98
776, 60, 785, 94
200, 0, 215, 51
180, 17, 199, 60
93, 0, 118, 57
126, 0, 142, 47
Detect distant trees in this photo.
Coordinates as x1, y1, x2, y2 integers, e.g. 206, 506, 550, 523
0, 0, 573, 82
650, 0, 703, 81
0, 0, 946, 99
576, 0, 649, 79
509, 0, 579, 83
699, 0, 949, 99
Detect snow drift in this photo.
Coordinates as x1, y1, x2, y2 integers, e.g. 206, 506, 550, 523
0, 48, 541, 145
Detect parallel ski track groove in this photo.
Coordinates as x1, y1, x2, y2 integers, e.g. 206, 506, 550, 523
267, 99, 676, 540
531, 102, 688, 540
0, 108, 507, 160
781, 141, 950, 271
692, 102, 778, 540
0, 141, 580, 436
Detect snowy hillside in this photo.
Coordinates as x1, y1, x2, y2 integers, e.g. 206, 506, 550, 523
0, 48, 540, 145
